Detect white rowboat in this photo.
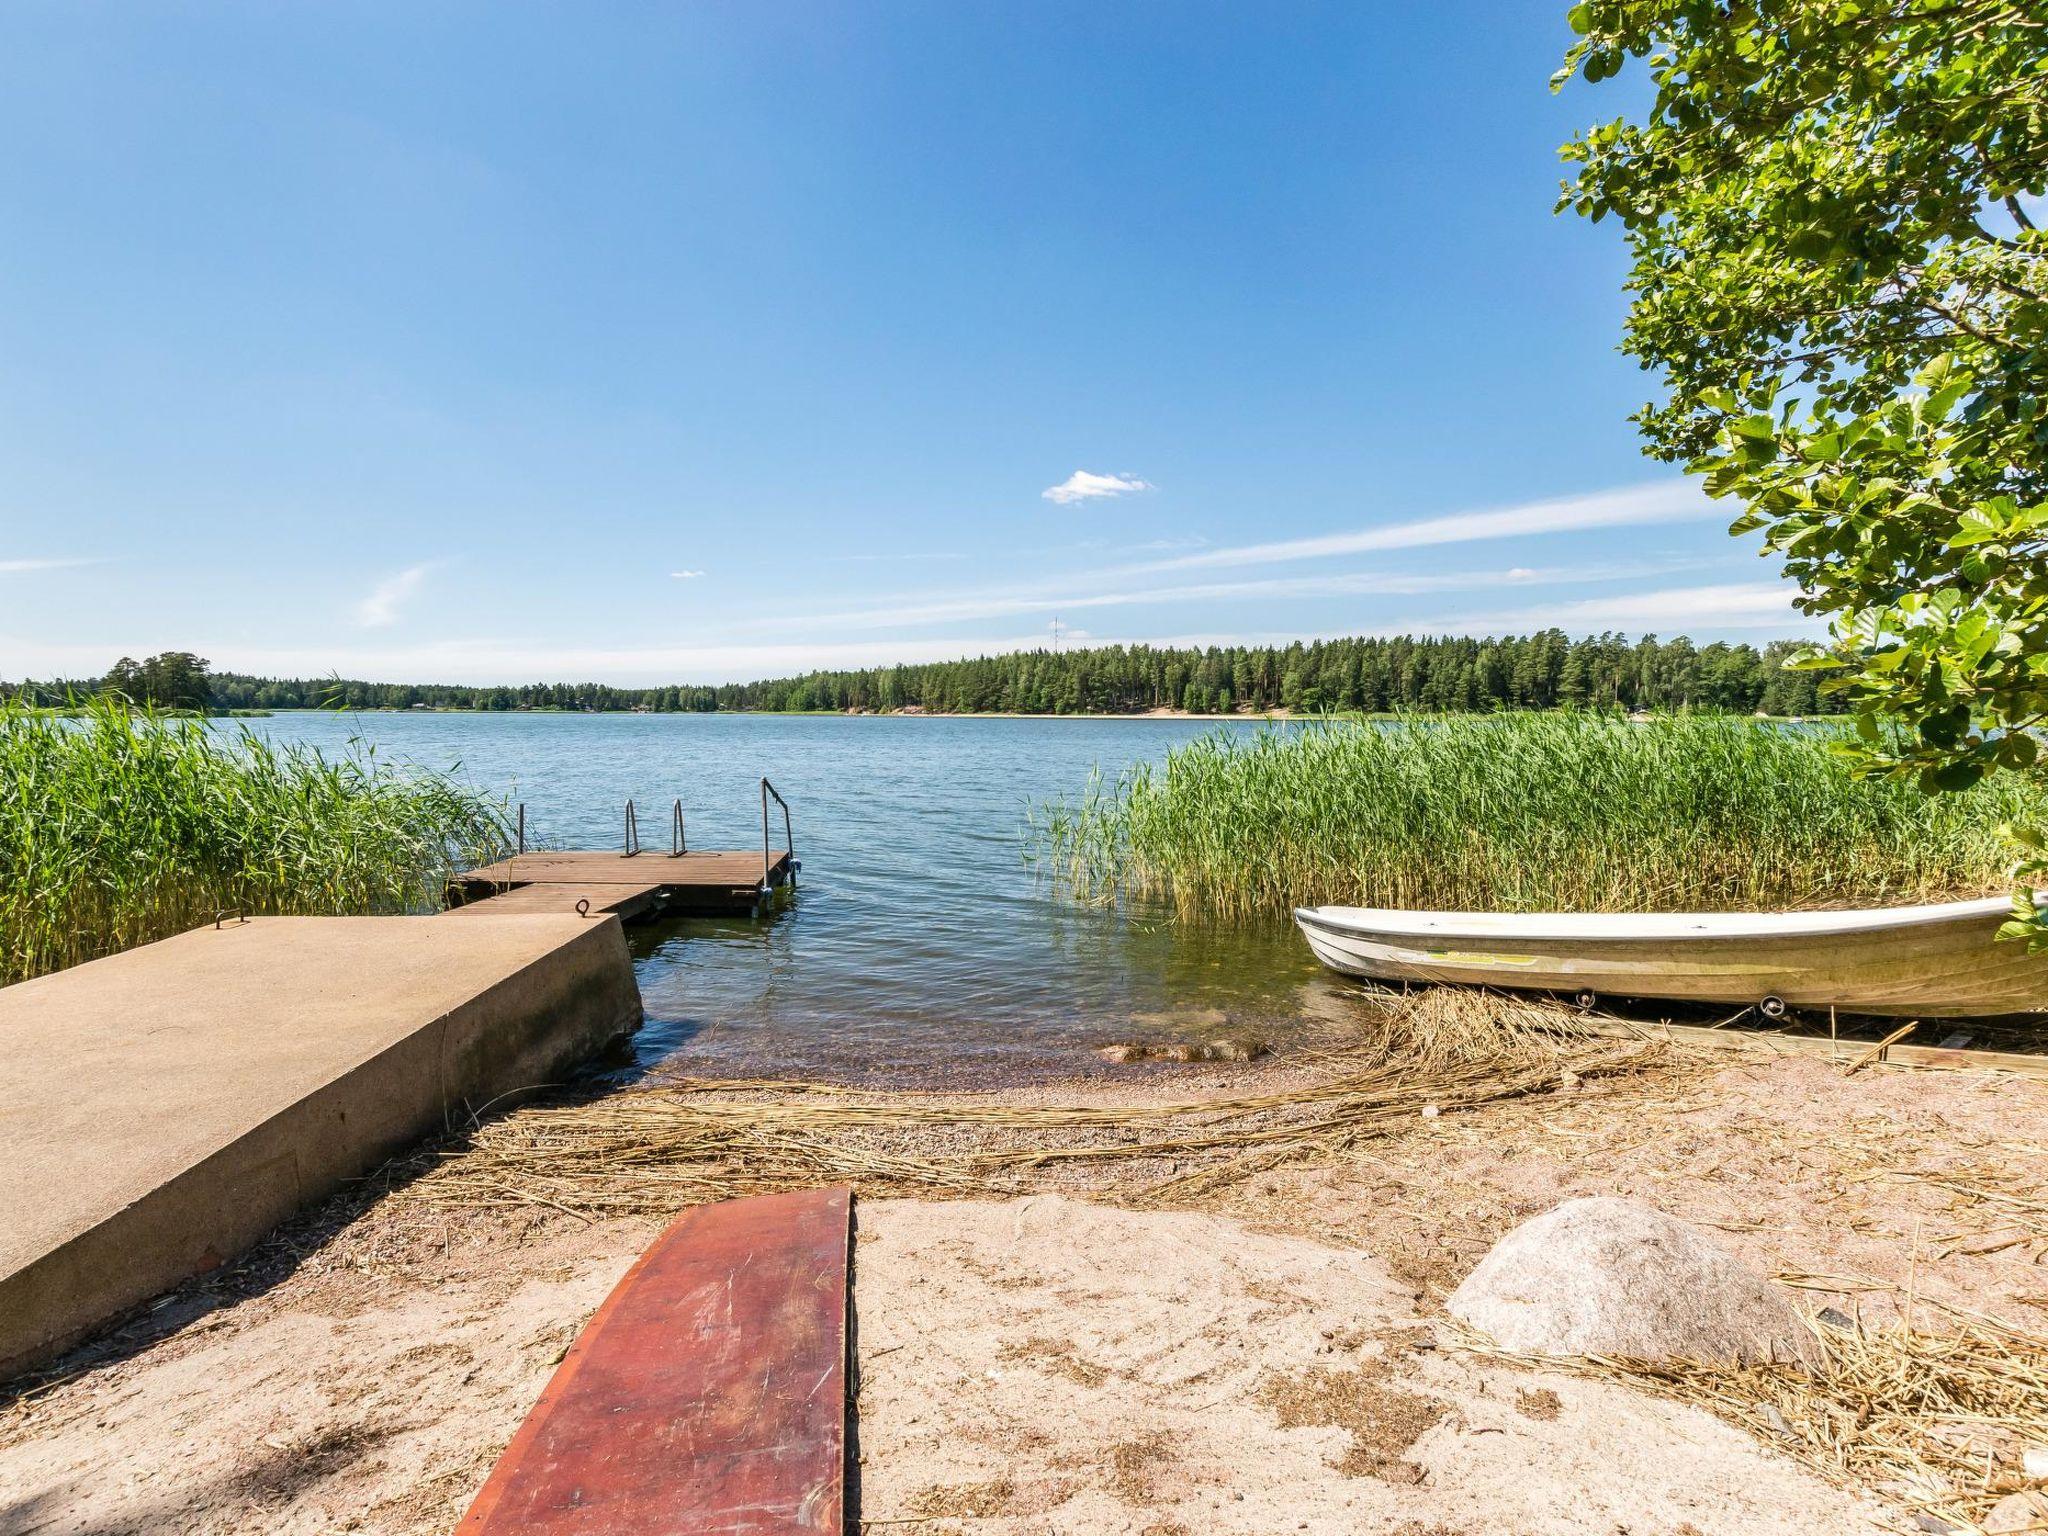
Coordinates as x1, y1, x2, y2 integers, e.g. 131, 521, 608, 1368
1294, 896, 2048, 1018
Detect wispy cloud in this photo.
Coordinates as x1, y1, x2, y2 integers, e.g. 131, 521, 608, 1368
825, 552, 970, 564
1067, 533, 1211, 556
1131, 482, 1716, 574
0, 633, 1148, 688
0, 557, 98, 574
745, 558, 1700, 634
784, 482, 1718, 633
1448, 581, 1818, 635
355, 562, 437, 628
1042, 470, 1155, 506
671, 569, 705, 580
0, 585, 1816, 689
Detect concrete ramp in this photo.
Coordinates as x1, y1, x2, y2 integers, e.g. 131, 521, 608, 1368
0, 915, 643, 1379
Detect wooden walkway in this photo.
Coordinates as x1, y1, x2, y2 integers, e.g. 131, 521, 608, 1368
456, 1187, 850, 1535
447, 849, 795, 921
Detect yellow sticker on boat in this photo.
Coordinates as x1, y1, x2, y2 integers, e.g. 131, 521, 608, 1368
1424, 949, 1542, 969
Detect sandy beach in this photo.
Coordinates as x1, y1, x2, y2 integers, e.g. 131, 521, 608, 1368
5, 1037, 2043, 1536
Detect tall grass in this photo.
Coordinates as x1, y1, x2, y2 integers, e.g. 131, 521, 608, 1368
0, 700, 511, 984
1036, 713, 2043, 919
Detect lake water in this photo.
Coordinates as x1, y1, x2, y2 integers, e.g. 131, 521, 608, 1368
233, 712, 1355, 1084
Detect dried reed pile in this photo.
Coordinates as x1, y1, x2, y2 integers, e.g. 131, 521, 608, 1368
405, 990, 1662, 1219
1462, 1298, 2048, 1534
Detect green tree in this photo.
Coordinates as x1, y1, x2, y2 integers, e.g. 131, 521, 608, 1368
1560, 0, 2048, 940
103, 652, 214, 711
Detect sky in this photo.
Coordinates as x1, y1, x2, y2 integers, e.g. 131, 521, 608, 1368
0, 2, 1821, 686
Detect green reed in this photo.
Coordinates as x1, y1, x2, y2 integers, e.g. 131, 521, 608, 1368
0, 699, 511, 984
1035, 713, 2043, 919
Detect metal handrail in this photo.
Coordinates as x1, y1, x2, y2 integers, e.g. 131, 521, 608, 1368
623, 798, 641, 857
670, 798, 687, 857
760, 777, 795, 890
516, 803, 526, 855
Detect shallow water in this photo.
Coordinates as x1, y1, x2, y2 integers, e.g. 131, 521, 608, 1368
230, 712, 1360, 1083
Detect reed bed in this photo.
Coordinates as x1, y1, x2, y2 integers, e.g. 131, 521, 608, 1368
405, 991, 1663, 1219
1461, 1299, 2048, 1534
0, 699, 510, 983
1035, 713, 2043, 919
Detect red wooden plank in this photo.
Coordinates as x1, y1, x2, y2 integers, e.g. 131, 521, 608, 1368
456, 1187, 851, 1536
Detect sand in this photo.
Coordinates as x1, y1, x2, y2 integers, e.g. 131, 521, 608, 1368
851, 1195, 1878, 1534
2, 1049, 2043, 1534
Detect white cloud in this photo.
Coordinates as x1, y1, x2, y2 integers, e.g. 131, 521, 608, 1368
671, 569, 705, 580
1132, 481, 1716, 574
1042, 470, 1155, 506
0, 557, 97, 574
355, 563, 436, 628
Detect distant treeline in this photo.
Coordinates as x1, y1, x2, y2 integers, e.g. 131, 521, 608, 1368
7, 633, 1843, 716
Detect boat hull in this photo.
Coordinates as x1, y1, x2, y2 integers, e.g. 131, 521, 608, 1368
1294, 897, 2048, 1018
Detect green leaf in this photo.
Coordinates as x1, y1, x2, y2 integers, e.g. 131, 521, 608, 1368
1559, 0, 2048, 842
1925, 759, 1985, 792
1948, 509, 2005, 548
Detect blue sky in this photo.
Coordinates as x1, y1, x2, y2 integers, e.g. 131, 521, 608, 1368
0, 2, 1816, 685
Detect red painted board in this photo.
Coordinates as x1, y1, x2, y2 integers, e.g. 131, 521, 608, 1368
456, 1187, 851, 1535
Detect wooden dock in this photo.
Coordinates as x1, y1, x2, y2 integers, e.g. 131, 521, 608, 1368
447, 849, 795, 920
448, 781, 800, 920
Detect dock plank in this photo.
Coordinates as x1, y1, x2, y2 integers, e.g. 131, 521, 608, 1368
456, 1187, 850, 1536
440, 881, 669, 921
459, 850, 792, 888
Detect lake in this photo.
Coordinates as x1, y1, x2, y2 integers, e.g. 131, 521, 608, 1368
232, 711, 1358, 1084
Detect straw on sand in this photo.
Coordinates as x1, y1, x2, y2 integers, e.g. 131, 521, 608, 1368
1457, 1295, 2048, 1534
403, 990, 1664, 1219
400, 988, 2048, 1528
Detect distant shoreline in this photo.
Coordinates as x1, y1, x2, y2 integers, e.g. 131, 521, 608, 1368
250, 706, 1299, 721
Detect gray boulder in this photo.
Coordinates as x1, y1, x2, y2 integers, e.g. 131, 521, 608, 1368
1448, 1196, 1810, 1364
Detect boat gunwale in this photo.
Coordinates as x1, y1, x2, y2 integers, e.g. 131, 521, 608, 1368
1293, 894, 2021, 945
